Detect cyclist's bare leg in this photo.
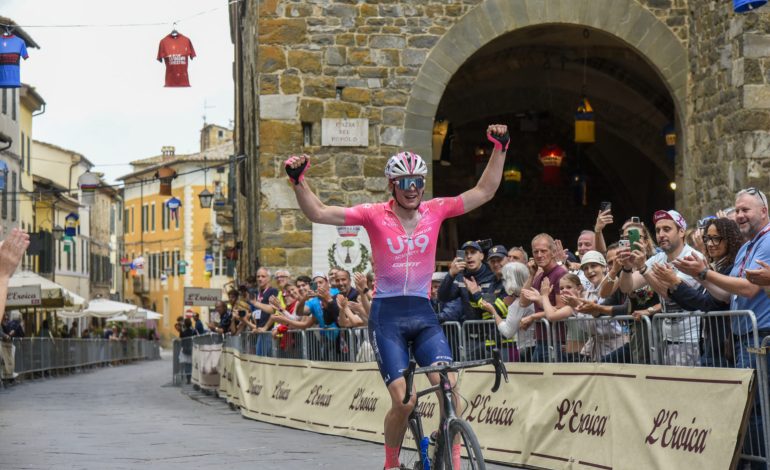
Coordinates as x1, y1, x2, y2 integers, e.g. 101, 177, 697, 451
384, 376, 417, 461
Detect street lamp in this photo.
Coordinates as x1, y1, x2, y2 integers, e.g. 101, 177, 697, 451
198, 188, 213, 209
198, 155, 213, 208
53, 225, 64, 241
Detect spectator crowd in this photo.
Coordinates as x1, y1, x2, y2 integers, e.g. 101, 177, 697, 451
188, 187, 770, 374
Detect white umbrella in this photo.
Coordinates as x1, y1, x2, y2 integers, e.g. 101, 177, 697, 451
135, 308, 162, 320
106, 313, 143, 323
82, 298, 138, 318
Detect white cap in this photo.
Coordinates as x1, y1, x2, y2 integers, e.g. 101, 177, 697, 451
580, 250, 607, 267
432, 272, 447, 282
312, 271, 328, 281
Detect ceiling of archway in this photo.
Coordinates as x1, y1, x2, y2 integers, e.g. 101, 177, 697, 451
436, 24, 677, 182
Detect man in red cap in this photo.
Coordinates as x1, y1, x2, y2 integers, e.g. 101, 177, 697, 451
618, 210, 705, 365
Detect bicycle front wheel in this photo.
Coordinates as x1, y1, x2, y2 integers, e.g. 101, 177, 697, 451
398, 417, 424, 470
444, 419, 485, 470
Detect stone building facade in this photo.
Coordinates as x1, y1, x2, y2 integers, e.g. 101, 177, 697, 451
229, 0, 770, 277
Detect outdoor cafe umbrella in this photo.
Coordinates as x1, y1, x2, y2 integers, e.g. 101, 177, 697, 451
81, 298, 138, 318
106, 313, 144, 323
134, 308, 162, 320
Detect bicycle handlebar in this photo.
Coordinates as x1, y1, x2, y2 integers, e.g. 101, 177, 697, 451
401, 348, 509, 405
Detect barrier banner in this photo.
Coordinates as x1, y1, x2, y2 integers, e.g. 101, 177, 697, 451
191, 343, 223, 391
220, 353, 754, 470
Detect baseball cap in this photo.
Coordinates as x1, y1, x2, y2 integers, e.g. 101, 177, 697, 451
432, 272, 447, 282
312, 271, 328, 281
487, 245, 507, 259
580, 250, 607, 267
461, 240, 482, 251
653, 209, 687, 230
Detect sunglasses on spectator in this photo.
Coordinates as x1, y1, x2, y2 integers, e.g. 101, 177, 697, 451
393, 176, 425, 190
744, 187, 768, 208
703, 236, 724, 245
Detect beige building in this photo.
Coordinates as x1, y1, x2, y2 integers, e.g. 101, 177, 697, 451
89, 177, 121, 301
31, 141, 92, 300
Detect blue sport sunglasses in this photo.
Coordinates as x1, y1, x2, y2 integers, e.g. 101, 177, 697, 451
393, 176, 425, 190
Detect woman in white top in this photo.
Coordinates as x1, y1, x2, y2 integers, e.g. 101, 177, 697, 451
483, 262, 535, 361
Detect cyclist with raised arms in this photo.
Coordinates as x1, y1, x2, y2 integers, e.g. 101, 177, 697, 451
285, 123, 509, 470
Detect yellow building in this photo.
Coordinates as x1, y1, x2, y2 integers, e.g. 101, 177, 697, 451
120, 135, 234, 345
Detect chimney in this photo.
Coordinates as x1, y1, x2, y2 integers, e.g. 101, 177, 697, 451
161, 146, 175, 160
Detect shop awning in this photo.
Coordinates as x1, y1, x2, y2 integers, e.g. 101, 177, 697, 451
7, 271, 87, 309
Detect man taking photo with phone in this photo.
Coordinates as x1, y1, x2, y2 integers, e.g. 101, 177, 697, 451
618, 209, 705, 365
438, 240, 504, 359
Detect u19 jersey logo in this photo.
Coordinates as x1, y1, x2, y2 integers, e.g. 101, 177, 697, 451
387, 234, 430, 254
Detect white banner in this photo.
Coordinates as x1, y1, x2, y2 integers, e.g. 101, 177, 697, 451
219, 352, 754, 470
7, 285, 42, 307
312, 223, 372, 275
183, 287, 222, 307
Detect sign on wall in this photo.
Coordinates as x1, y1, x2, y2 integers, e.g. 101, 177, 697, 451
183, 287, 222, 307
321, 118, 369, 147
6, 285, 42, 307
312, 223, 372, 275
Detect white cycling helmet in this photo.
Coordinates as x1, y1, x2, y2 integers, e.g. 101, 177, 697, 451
384, 151, 428, 179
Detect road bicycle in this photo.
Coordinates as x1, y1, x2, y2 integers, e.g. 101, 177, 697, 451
397, 348, 508, 470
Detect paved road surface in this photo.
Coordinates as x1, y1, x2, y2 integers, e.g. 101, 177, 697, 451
0, 354, 515, 469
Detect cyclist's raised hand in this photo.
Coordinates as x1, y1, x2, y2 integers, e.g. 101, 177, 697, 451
284, 154, 310, 185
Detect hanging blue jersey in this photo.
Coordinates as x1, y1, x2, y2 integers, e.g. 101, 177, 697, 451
0, 35, 28, 88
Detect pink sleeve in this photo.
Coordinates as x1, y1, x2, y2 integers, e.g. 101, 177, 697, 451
434, 196, 465, 220
344, 205, 368, 226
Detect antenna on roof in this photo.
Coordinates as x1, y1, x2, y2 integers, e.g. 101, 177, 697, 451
202, 99, 215, 126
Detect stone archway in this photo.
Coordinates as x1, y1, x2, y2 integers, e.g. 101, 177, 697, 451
404, 0, 688, 197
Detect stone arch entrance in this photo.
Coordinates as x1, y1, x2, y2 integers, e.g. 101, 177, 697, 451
404, 0, 688, 253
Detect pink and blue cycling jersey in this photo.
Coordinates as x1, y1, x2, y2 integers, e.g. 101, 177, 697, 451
345, 196, 465, 299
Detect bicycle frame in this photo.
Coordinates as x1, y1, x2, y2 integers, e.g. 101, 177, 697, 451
401, 349, 508, 469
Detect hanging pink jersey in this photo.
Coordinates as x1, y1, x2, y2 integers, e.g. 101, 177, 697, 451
345, 197, 465, 299
157, 33, 196, 87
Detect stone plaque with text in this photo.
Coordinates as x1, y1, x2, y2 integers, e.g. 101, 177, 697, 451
321, 118, 369, 147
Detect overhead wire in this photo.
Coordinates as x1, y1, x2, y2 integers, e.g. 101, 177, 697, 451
0, 0, 241, 30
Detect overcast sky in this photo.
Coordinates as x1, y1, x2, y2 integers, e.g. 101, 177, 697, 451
5, 0, 234, 183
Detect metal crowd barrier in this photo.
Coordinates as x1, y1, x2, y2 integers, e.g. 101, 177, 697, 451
182, 311, 770, 467
0, 338, 160, 380
173, 333, 226, 385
